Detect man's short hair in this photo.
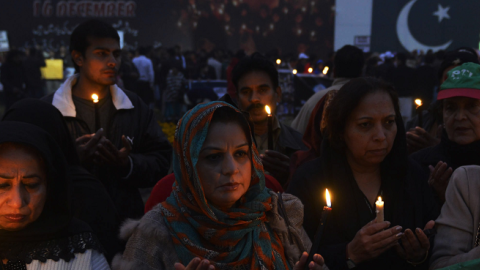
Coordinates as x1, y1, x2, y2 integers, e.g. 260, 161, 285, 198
70, 19, 120, 72
334, 45, 365, 78
232, 52, 279, 91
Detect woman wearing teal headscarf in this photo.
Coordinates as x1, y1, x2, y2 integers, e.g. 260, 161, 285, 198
113, 101, 327, 270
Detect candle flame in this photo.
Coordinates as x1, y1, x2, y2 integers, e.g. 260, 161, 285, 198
91, 94, 99, 103
377, 196, 383, 203
276, 59, 281, 65
322, 66, 329, 75
308, 67, 313, 73
415, 99, 423, 109
292, 69, 298, 75
326, 189, 331, 207
265, 105, 271, 116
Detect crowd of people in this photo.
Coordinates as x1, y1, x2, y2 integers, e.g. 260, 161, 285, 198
1, 18, 480, 270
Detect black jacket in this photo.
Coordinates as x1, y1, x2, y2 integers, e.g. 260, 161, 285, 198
277, 122, 308, 157
287, 157, 439, 270
43, 89, 172, 220
411, 131, 480, 176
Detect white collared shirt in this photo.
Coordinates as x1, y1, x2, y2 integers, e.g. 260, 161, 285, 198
51, 74, 134, 118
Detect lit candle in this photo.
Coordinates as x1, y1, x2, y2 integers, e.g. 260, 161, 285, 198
92, 94, 100, 131
265, 105, 273, 150
308, 67, 313, 73
276, 59, 281, 65
322, 66, 329, 75
415, 99, 423, 127
292, 69, 298, 75
376, 196, 384, 223
306, 189, 332, 269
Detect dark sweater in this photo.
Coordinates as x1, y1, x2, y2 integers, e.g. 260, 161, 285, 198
287, 157, 439, 270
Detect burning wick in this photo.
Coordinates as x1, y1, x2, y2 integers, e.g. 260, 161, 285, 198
92, 94, 100, 131
415, 99, 424, 127
92, 94, 99, 103
376, 196, 384, 223
322, 66, 329, 75
415, 98, 423, 109
265, 105, 273, 150
306, 188, 332, 269
326, 188, 331, 208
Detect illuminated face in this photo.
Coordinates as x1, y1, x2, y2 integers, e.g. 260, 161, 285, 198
236, 71, 281, 124
343, 92, 398, 167
196, 122, 252, 211
73, 37, 121, 86
443, 97, 480, 145
0, 144, 47, 231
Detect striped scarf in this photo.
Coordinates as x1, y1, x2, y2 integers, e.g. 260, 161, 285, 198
159, 101, 291, 269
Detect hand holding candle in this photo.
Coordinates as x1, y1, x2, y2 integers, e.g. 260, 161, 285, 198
376, 196, 384, 223
265, 105, 273, 150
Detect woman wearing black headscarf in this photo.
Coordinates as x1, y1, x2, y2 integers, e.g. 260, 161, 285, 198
287, 78, 439, 270
2, 99, 121, 262
0, 121, 108, 269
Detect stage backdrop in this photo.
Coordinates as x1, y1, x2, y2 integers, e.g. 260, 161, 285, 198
0, 0, 335, 57
371, 0, 480, 52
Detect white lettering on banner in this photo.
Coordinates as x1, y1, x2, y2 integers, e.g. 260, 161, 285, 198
34, 0, 136, 17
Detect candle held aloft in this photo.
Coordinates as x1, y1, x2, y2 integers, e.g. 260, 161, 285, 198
306, 189, 332, 269
415, 99, 423, 127
92, 94, 101, 131
376, 196, 384, 223
265, 105, 273, 150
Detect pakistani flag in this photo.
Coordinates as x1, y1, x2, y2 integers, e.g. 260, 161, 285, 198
371, 0, 480, 52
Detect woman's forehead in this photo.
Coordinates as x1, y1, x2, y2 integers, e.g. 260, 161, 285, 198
350, 92, 395, 119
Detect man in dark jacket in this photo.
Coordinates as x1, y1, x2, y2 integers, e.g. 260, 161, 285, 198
232, 52, 307, 186
42, 20, 172, 221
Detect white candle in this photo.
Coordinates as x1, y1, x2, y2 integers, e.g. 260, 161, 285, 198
376, 196, 384, 223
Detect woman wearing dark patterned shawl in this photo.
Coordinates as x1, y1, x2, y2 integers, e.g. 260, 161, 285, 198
0, 122, 108, 270
113, 101, 327, 270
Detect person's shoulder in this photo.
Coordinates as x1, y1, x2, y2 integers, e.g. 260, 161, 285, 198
278, 122, 307, 151
120, 89, 150, 110
41, 93, 54, 103
289, 157, 323, 186
451, 165, 480, 191
280, 122, 303, 138
119, 204, 169, 244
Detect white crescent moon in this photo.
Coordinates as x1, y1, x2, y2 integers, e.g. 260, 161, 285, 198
396, 0, 452, 51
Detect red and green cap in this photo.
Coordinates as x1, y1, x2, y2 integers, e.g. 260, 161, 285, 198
438, 62, 480, 100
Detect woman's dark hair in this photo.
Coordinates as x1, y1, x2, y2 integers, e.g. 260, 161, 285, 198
334, 45, 365, 78
69, 19, 120, 72
232, 52, 279, 91
323, 77, 408, 182
210, 106, 253, 151
325, 77, 401, 150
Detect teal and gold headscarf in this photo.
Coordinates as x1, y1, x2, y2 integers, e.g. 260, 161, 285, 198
159, 101, 291, 269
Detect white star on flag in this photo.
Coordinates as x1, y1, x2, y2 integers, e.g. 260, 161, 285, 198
433, 4, 450, 23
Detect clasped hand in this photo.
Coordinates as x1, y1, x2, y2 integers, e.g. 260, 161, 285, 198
347, 219, 433, 265
75, 128, 132, 170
